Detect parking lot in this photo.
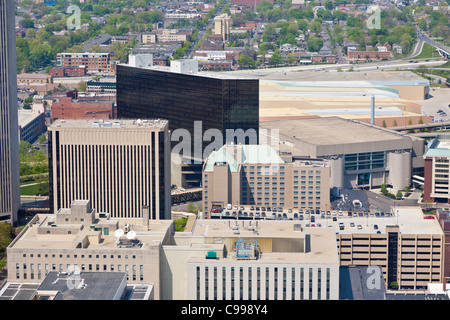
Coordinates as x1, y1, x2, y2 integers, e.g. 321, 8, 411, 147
207, 205, 393, 224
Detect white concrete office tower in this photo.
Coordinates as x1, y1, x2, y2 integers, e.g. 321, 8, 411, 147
48, 119, 171, 220
0, 0, 20, 225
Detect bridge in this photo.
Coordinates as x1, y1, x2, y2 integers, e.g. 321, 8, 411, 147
390, 120, 450, 132
416, 25, 450, 59
171, 188, 202, 205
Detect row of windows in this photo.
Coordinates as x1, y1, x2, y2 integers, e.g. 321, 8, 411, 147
195, 266, 331, 300
22, 253, 138, 260
16, 263, 144, 281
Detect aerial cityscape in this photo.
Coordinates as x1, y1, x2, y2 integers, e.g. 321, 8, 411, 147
0, 0, 450, 305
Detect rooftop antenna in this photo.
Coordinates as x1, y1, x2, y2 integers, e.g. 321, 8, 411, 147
114, 229, 124, 239
126, 230, 136, 240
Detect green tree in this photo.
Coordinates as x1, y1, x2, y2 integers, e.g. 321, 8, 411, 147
238, 54, 256, 68
37, 134, 46, 144
269, 49, 283, 65
307, 36, 323, 52
0, 222, 14, 255
287, 52, 296, 64
187, 202, 199, 214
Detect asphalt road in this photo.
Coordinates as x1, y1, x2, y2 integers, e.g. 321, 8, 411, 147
366, 190, 419, 213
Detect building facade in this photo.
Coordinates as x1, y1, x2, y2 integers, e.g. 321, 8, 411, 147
336, 207, 444, 290
56, 52, 110, 75
423, 134, 450, 203
51, 95, 116, 121
261, 117, 424, 192
0, 0, 20, 224
141, 29, 191, 44
214, 13, 231, 41
49, 66, 86, 77
48, 119, 171, 220
116, 63, 259, 159
202, 145, 331, 214
7, 200, 170, 300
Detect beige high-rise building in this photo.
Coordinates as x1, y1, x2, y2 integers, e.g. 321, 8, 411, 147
214, 13, 231, 41
48, 119, 171, 220
202, 144, 331, 214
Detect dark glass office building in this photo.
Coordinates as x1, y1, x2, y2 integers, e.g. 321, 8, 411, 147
116, 64, 259, 154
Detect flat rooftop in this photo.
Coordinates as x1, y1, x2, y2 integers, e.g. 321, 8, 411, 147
18, 110, 42, 127
37, 271, 126, 300
10, 214, 173, 250
189, 219, 339, 264
424, 134, 450, 157
49, 118, 168, 130
224, 69, 428, 83
261, 117, 413, 147
119, 63, 258, 80
329, 207, 443, 236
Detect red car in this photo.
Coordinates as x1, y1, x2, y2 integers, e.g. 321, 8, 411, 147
423, 216, 435, 219
212, 208, 222, 213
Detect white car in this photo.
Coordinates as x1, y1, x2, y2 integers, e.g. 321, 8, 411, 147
357, 225, 362, 230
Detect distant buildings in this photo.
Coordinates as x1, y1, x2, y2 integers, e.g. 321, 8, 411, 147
56, 52, 111, 75
18, 109, 46, 143
50, 93, 116, 121
141, 28, 193, 44
214, 13, 231, 41
347, 47, 392, 61
48, 119, 171, 220
48, 66, 86, 78
17, 73, 57, 95
0, 0, 20, 225
231, 0, 274, 7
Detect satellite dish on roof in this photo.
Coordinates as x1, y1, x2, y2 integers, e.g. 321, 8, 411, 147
114, 229, 124, 238
126, 231, 136, 240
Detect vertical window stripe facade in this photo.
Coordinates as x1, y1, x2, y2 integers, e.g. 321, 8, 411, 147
48, 120, 171, 219
0, 0, 20, 224
188, 264, 338, 300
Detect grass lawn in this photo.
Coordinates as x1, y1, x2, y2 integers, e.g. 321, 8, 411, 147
439, 60, 450, 69
415, 43, 439, 59
20, 181, 49, 196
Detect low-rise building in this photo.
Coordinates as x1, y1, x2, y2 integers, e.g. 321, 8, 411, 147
8, 199, 340, 300
141, 28, 192, 44
48, 66, 86, 77
56, 52, 111, 75
261, 117, 425, 191
202, 144, 331, 214
18, 109, 46, 143
51, 95, 116, 121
